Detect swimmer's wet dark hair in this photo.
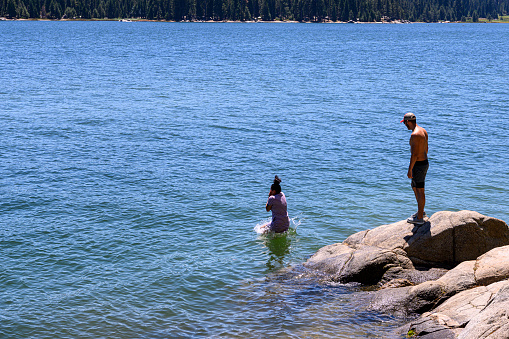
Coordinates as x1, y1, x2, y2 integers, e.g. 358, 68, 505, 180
271, 175, 282, 194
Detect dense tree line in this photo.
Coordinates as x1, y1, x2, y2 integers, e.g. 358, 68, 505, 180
0, 0, 506, 22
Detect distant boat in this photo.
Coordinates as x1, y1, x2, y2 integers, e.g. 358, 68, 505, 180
119, 19, 132, 22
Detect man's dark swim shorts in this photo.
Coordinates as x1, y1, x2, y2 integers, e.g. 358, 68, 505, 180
411, 159, 429, 188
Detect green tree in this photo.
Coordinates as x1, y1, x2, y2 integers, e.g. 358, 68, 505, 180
261, 0, 271, 19
2, 0, 502, 22
17, 2, 30, 17
188, 0, 196, 19
439, 5, 445, 19
106, 0, 118, 18
146, 0, 157, 18
330, 1, 337, 20
64, 6, 77, 17
7, 0, 17, 17
49, 0, 62, 18
40, 4, 48, 17
97, 1, 106, 17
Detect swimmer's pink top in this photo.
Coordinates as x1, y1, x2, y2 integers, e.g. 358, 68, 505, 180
267, 192, 290, 232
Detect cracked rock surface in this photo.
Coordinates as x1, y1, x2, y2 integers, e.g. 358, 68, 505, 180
401, 279, 509, 338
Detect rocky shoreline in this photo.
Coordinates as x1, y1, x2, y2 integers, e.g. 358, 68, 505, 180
303, 210, 509, 338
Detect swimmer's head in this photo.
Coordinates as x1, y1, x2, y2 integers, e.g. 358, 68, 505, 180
271, 175, 282, 194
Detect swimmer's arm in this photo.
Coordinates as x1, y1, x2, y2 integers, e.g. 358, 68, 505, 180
266, 196, 272, 212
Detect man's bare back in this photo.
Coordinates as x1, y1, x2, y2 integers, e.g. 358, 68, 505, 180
410, 126, 428, 162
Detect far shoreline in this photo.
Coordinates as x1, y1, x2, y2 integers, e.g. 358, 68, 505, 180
2, 17, 508, 24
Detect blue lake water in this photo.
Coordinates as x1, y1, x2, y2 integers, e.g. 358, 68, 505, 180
1, 21, 508, 338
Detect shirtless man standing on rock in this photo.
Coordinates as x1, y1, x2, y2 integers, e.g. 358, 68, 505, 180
401, 112, 429, 225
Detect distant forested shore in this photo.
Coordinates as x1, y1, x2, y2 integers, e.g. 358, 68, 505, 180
1, 0, 507, 23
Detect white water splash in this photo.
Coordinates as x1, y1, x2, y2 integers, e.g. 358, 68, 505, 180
253, 218, 272, 234
254, 214, 304, 235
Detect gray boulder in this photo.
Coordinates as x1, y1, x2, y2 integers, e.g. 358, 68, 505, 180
435, 280, 508, 328
370, 280, 449, 315
407, 211, 509, 266
380, 266, 448, 286
475, 245, 509, 285
399, 279, 509, 338
458, 281, 509, 338
304, 244, 413, 285
370, 245, 509, 317
301, 211, 509, 337
304, 211, 509, 285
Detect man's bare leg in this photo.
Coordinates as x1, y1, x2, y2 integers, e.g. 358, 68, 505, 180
412, 187, 426, 219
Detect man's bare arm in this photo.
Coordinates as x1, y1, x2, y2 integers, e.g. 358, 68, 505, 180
408, 134, 419, 178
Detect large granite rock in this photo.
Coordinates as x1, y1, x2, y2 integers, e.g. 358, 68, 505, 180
409, 211, 509, 266
475, 245, 509, 285
298, 211, 509, 338
371, 245, 509, 317
379, 266, 449, 286
370, 280, 449, 315
304, 211, 509, 285
399, 279, 509, 338
459, 282, 509, 338
302, 243, 413, 284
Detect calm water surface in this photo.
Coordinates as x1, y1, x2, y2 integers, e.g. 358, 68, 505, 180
1, 22, 508, 338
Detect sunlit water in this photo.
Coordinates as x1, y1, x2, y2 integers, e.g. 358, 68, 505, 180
1, 21, 508, 338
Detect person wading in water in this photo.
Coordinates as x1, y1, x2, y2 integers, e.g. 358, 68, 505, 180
401, 112, 429, 225
264, 175, 290, 233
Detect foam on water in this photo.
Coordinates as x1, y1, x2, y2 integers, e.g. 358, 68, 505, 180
254, 218, 272, 234
254, 215, 303, 234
